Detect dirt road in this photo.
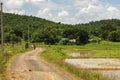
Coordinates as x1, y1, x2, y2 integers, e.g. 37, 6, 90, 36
7, 48, 77, 80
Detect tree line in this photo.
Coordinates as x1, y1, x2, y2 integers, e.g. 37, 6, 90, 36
0, 13, 120, 45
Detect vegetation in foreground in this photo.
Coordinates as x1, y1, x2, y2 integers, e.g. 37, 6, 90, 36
0, 43, 32, 80
40, 48, 108, 80
61, 41, 120, 58
40, 41, 120, 80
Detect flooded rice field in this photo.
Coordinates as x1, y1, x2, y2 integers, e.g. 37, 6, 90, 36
65, 59, 120, 69
67, 51, 94, 57
100, 70, 120, 80
65, 58, 120, 80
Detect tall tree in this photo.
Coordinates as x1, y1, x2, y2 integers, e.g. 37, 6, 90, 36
76, 30, 89, 45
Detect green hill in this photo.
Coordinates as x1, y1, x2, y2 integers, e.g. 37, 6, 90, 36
1, 13, 120, 44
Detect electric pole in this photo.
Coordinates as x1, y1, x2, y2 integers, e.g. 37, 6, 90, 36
0, 2, 4, 57
28, 25, 30, 45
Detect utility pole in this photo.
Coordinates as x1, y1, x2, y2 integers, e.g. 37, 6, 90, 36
28, 25, 30, 47
0, 2, 4, 57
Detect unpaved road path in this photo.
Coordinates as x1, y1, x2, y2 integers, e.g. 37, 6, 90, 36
7, 48, 77, 80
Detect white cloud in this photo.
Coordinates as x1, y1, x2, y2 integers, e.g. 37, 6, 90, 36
5, 0, 24, 9
37, 8, 52, 19
26, 0, 46, 4
73, 0, 100, 9
2, 0, 120, 24
58, 10, 69, 17
81, 4, 97, 13
107, 6, 119, 12
36, 0, 120, 24
74, 1, 120, 23
7, 9, 26, 15
37, 8, 50, 16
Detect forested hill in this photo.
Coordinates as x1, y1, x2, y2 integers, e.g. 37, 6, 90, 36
1, 13, 120, 45
3, 13, 65, 43
3, 13, 62, 32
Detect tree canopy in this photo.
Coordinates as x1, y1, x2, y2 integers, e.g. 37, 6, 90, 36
1, 13, 120, 45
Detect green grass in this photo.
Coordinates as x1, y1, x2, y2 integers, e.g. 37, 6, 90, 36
52, 41, 120, 58
93, 50, 120, 58
40, 45, 109, 80
58, 41, 120, 50
0, 43, 32, 80
40, 41, 120, 80
1, 41, 119, 80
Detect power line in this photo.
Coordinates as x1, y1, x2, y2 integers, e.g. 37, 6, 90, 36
3, 5, 9, 12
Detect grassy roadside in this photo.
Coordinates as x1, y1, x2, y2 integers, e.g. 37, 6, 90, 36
0, 43, 32, 80
40, 45, 109, 80
40, 41, 120, 80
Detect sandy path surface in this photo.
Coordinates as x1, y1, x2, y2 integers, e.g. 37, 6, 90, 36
7, 48, 77, 80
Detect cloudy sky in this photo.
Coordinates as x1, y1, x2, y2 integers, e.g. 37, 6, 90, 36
1, 0, 120, 24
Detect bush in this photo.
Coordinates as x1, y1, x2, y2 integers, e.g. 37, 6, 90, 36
108, 31, 120, 42
76, 30, 89, 45
89, 35, 102, 43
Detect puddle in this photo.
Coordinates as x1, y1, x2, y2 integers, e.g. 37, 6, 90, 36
67, 51, 94, 57
64, 58, 120, 80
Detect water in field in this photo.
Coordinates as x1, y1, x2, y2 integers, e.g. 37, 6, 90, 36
100, 70, 120, 80
67, 51, 94, 57
65, 58, 120, 80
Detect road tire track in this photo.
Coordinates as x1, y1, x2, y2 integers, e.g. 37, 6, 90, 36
7, 48, 78, 80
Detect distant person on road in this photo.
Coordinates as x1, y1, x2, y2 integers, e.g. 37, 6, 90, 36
33, 44, 36, 50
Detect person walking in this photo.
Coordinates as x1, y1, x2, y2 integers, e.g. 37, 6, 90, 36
33, 44, 36, 50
